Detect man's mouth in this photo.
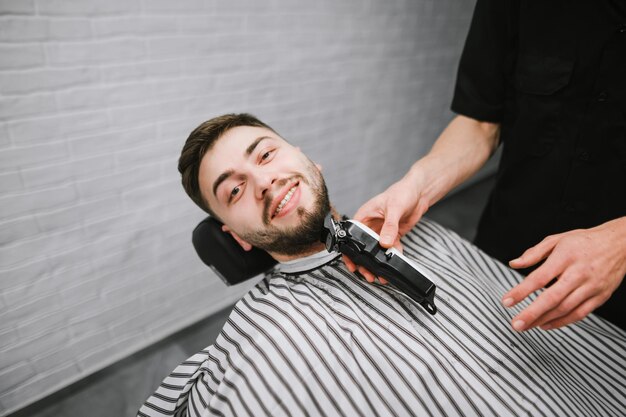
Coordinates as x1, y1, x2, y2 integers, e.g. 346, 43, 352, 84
269, 181, 300, 220
274, 185, 297, 217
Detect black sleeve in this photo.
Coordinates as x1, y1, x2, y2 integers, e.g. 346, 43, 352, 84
451, 0, 518, 123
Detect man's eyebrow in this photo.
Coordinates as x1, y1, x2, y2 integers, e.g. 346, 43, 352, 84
245, 136, 272, 156
212, 169, 234, 198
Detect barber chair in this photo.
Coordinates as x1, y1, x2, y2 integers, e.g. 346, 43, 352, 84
192, 216, 277, 285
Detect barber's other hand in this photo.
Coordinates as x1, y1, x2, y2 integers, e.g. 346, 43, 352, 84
502, 217, 626, 331
344, 171, 429, 284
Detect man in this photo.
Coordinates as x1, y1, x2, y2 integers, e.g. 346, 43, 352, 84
138, 114, 626, 417
353, 0, 626, 332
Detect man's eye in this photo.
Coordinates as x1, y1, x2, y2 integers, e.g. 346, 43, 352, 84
227, 184, 244, 204
261, 150, 273, 161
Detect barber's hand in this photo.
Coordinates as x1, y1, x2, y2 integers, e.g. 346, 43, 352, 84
502, 217, 626, 331
344, 172, 430, 284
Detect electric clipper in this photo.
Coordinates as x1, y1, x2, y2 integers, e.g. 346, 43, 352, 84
321, 213, 437, 315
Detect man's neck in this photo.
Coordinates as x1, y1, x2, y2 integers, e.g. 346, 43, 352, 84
269, 241, 327, 262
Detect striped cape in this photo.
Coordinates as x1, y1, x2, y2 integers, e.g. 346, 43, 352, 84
138, 218, 626, 417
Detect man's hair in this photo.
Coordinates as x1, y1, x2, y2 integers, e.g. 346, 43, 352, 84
178, 113, 277, 216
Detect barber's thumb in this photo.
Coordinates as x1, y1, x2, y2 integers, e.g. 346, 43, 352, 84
380, 222, 398, 247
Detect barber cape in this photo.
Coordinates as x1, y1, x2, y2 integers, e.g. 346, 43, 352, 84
138, 219, 626, 417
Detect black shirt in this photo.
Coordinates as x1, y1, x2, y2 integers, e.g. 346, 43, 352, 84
451, 0, 626, 329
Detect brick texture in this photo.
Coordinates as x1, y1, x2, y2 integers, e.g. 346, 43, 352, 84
0, 0, 476, 414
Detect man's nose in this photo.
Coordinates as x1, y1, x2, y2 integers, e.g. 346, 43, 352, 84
254, 172, 277, 200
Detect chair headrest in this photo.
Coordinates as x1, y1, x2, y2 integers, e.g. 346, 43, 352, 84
192, 217, 278, 285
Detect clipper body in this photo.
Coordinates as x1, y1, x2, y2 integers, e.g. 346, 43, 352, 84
322, 214, 437, 315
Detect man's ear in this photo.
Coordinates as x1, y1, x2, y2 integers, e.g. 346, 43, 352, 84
315, 162, 322, 171
221, 224, 253, 251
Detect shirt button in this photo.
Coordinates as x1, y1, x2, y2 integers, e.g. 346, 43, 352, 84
578, 150, 589, 161
619, 24, 626, 33
597, 91, 608, 102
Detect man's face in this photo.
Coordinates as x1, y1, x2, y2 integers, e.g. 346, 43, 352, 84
198, 125, 330, 257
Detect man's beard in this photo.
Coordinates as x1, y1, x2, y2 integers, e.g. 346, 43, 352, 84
237, 161, 330, 257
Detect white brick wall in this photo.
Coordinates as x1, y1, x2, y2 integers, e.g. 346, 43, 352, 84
0, 0, 476, 414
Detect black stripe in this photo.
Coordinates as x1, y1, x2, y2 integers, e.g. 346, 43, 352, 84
142, 400, 175, 415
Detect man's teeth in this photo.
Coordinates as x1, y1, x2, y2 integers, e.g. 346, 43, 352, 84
274, 186, 296, 216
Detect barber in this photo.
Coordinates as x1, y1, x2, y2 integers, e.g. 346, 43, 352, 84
350, 0, 626, 331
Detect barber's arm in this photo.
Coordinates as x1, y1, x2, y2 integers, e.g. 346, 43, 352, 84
347, 114, 500, 282
503, 216, 626, 331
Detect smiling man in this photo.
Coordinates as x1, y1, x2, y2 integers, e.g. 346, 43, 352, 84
138, 114, 626, 417
182, 115, 330, 259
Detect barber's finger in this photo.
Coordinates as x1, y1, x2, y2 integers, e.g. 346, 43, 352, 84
530, 285, 591, 329
540, 295, 604, 330
509, 235, 559, 269
346, 258, 387, 284
509, 271, 578, 331
358, 266, 377, 283
343, 255, 357, 273
353, 201, 378, 223
502, 255, 568, 308
379, 208, 401, 248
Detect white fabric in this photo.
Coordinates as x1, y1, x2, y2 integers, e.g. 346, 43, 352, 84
138, 219, 626, 417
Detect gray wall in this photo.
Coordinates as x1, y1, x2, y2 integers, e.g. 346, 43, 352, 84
0, 0, 476, 414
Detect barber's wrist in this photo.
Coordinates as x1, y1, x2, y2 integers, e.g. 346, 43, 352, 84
403, 160, 425, 185
603, 216, 626, 251
402, 158, 432, 198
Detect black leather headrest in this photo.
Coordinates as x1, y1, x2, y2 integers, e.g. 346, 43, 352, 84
192, 217, 278, 285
